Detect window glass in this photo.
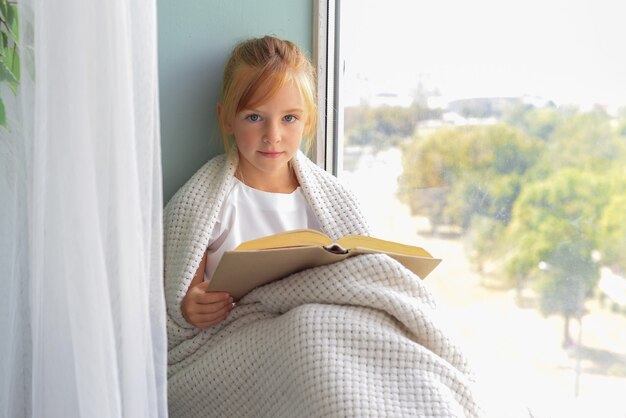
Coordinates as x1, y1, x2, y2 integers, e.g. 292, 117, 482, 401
337, 0, 626, 416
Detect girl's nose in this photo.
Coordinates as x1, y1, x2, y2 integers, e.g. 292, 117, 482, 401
263, 121, 281, 143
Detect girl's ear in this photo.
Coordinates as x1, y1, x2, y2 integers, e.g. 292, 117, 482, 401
216, 103, 234, 134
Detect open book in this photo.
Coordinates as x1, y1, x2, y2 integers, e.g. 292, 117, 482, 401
207, 228, 441, 301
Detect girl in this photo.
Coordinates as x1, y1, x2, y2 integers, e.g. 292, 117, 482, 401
173, 35, 353, 329
164, 36, 482, 417
167, 36, 366, 328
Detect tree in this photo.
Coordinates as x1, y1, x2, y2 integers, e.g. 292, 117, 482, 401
398, 124, 542, 236
506, 169, 611, 345
344, 105, 416, 153
597, 188, 626, 273
398, 126, 467, 231
465, 215, 505, 276
501, 102, 563, 141
538, 111, 622, 173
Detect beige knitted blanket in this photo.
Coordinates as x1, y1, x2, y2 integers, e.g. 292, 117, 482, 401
164, 152, 483, 417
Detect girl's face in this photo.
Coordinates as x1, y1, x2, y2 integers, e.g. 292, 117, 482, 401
224, 80, 306, 190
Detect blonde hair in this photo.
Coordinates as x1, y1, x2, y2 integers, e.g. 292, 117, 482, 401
218, 36, 317, 156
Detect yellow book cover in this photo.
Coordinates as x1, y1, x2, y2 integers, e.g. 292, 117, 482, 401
207, 229, 441, 301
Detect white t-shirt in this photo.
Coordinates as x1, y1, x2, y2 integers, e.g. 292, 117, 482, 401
204, 178, 322, 280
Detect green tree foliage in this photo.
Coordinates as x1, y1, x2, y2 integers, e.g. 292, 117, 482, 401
506, 169, 610, 323
344, 105, 417, 152
597, 183, 626, 273
398, 124, 542, 233
409, 101, 442, 123
538, 111, 624, 173
399, 102, 626, 333
617, 108, 626, 137
507, 169, 610, 273
465, 215, 505, 275
502, 103, 561, 141
0, 0, 20, 128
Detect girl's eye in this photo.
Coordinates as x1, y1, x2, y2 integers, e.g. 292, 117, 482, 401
284, 115, 297, 123
246, 114, 261, 122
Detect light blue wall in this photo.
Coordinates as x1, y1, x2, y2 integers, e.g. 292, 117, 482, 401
158, 0, 313, 203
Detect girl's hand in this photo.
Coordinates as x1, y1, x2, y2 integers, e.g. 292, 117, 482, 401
181, 280, 233, 328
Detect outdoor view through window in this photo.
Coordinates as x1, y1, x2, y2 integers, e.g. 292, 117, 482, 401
337, 0, 626, 416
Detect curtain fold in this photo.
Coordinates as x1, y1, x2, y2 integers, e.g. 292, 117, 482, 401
0, 1, 167, 417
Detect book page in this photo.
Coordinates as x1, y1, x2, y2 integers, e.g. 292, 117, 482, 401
235, 228, 333, 251
337, 235, 433, 257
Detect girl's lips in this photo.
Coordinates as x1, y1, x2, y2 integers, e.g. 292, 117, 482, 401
258, 151, 284, 159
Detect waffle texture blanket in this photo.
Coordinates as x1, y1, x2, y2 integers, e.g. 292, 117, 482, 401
164, 151, 483, 417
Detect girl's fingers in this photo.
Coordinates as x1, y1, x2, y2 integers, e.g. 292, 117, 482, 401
198, 294, 232, 305
192, 303, 231, 319
182, 284, 233, 328
194, 308, 232, 329
192, 288, 232, 304
192, 299, 232, 315
188, 302, 231, 322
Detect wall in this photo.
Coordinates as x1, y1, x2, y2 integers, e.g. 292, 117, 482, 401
158, 0, 313, 203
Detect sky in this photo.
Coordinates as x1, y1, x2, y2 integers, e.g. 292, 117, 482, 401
340, 0, 626, 111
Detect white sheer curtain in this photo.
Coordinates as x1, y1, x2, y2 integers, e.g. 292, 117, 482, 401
0, 1, 167, 417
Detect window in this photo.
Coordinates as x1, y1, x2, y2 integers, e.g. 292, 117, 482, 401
332, 0, 626, 416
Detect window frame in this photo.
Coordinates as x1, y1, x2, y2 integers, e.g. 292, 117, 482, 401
313, 0, 342, 175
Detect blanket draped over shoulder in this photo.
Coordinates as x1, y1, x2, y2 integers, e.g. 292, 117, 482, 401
164, 151, 484, 417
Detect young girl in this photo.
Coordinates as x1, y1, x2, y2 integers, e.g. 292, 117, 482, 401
164, 36, 482, 417
175, 36, 334, 329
